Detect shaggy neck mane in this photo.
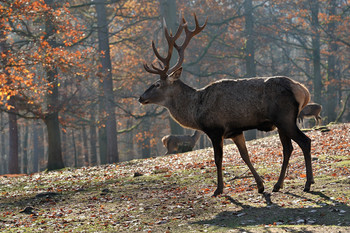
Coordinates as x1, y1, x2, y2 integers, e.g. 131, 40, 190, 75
164, 81, 199, 129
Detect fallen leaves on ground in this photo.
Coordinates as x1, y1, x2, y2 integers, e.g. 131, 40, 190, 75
0, 123, 349, 232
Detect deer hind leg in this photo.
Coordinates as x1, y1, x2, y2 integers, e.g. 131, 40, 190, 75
278, 123, 314, 192
167, 141, 178, 155
232, 133, 264, 193
209, 134, 224, 197
316, 116, 322, 126
298, 130, 314, 192
273, 130, 293, 192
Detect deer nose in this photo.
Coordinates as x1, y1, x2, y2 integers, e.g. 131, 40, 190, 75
138, 96, 148, 105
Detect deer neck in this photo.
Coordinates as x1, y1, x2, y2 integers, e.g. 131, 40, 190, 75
164, 81, 199, 130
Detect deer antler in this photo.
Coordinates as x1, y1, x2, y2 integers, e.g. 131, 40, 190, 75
168, 13, 207, 74
144, 13, 207, 79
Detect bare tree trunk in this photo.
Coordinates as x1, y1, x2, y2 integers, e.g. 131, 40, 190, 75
82, 126, 89, 166
99, 123, 107, 164
32, 121, 39, 173
44, 67, 64, 170
98, 80, 107, 164
0, 113, 7, 174
160, 0, 184, 136
141, 117, 151, 159
326, 0, 338, 123
244, 0, 257, 141
95, 0, 119, 163
34, 124, 46, 172
44, 0, 64, 171
72, 130, 77, 167
8, 97, 19, 174
311, 0, 322, 104
244, 0, 256, 78
22, 124, 29, 174
125, 118, 135, 160
61, 129, 68, 166
45, 113, 64, 170
90, 112, 98, 165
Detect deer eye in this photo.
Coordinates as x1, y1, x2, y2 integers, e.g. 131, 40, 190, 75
154, 82, 160, 88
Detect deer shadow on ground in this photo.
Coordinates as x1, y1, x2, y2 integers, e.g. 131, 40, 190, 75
192, 191, 350, 230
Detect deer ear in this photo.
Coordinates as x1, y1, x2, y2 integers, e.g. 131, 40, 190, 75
168, 67, 182, 83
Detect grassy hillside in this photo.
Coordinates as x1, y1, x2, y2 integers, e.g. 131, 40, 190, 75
1, 123, 349, 232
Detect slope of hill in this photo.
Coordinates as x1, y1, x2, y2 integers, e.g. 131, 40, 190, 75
1, 123, 349, 232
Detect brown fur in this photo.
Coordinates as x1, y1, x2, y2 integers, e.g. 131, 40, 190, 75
162, 131, 202, 155
290, 80, 310, 114
298, 103, 322, 126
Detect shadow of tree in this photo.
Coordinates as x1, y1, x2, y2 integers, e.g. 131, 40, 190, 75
192, 191, 350, 230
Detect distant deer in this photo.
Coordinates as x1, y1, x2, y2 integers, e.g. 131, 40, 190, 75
162, 131, 202, 155
298, 103, 322, 127
139, 14, 314, 196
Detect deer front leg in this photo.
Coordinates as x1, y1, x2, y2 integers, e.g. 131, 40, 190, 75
210, 135, 224, 197
233, 134, 264, 193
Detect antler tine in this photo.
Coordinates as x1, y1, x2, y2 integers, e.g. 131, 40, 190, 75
143, 63, 161, 75
144, 13, 206, 77
143, 41, 169, 78
168, 13, 207, 74
151, 41, 166, 64
181, 13, 207, 48
164, 17, 186, 60
144, 18, 186, 78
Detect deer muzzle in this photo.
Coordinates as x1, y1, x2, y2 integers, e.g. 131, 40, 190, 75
138, 96, 149, 105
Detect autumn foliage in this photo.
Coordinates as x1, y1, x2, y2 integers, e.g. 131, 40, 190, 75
0, 0, 92, 111
0, 0, 349, 173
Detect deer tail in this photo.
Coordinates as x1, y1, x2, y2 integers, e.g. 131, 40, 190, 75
161, 135, 170, 146
290, 80, 310, 114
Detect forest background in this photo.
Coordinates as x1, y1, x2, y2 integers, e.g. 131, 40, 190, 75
0, 0, 349, 174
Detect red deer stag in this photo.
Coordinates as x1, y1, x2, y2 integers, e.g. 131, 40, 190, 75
162, 131, 202, 155
298, 103, 322, 127
139, 13, 314, 196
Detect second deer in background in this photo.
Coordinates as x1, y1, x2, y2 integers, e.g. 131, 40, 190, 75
298, 103, 322, 127
162, 131, 202, 155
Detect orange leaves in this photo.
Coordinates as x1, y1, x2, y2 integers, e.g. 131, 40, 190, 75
201, 188, 211, 195
0, 0, 94, 112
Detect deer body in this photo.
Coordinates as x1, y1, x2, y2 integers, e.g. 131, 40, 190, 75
162, 131, 202, 155
298, 103, 322, 126
151, 76, 306, 136
140, 14, 314, 196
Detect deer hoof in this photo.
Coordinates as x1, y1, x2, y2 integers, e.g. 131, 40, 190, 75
257, 182, 264, 193
303, 180, 314, 192
258, 186, 264, 194
272, 185, 281, 192
212, 188, 223, 197
303, 183, 311, 192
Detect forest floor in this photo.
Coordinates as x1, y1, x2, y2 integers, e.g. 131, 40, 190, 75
0, 123, 349, 232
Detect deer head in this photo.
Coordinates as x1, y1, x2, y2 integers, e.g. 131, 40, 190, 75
139, 13, 207, 106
